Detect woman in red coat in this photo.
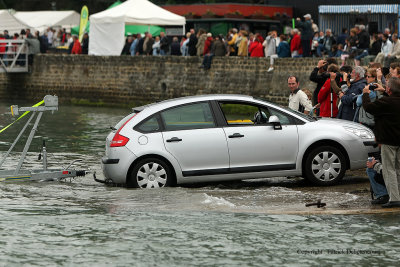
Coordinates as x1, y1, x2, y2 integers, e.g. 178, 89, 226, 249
71, 35, 82, 54
249, 38, 264, 57
318, 64, 340, 118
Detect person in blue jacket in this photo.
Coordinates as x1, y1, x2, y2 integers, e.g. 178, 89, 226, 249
338, 66, 366, 121
277, 35, 290, 58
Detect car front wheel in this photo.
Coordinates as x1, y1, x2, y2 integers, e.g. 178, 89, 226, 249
304, 146, 346, 186
128, 158, 173, 188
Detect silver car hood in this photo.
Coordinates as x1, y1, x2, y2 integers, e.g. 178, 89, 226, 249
312, 117, 371, 130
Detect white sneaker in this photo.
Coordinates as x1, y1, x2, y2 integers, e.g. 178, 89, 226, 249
267, 67, 274, 72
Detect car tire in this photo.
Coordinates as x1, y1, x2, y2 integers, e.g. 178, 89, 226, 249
128, 158, 173, 188
304, 146, 346, 186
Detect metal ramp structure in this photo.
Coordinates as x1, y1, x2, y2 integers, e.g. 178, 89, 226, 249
0, 95, 88, 182
0, 40, 29, 73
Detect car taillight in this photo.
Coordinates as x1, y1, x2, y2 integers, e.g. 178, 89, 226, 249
110, 113, 137, 147
110, 133, 129, 147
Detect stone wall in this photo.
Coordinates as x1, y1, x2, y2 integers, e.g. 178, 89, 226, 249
0, 55, 324, 107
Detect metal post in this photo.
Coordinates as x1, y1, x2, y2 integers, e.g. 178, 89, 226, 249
0, 112, 36, 168
14, 112, 43, 175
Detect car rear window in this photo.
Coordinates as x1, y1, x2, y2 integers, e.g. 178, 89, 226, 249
161, 102, 215, 131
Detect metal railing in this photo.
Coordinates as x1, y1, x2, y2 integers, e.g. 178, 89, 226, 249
0, 40, 29, 73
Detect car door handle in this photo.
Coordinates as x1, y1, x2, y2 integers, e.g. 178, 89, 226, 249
166, 137, 182, 142
228, 133, 244, 138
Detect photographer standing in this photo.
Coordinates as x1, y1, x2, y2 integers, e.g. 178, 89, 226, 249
362, 77, 400, 208
309, 59, 330, 110
317, 64, 341, 117
338, 66, 366, 121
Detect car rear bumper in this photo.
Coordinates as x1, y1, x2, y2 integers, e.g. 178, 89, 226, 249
102, 146, 137, 184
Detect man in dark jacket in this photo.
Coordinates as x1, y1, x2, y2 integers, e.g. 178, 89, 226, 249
160, 32, 169, 55
296, 14, 313, 57
357, 25, 370, 50
362, 77, 400, 208
338, 66, 366, 120
188, 28, 198, 56
309, 59, 332, 114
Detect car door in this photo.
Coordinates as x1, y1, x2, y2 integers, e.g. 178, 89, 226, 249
218, 101, 299, 172
161, 101, 229, 176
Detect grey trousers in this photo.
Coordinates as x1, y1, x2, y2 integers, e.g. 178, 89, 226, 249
381, 144, 400, 202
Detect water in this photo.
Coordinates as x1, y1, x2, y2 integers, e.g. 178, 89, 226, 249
1, 103, 400, 266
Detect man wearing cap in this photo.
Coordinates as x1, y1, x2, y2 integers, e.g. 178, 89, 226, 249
296, 14, 313, 57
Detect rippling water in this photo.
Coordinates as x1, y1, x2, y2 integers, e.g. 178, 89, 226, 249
0, 103, 399, 265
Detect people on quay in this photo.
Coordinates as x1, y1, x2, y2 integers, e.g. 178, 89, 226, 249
367, 155, 389, 205
121, 35, 133, 55
276, 34, 290, 58
187, 28, 197, 56
130, 34, 138, 56
152, 36, 160, 56
136, 33, 144, 55
227, 28, 238, 56
289, 29, 301, 58
170, 36, 181, 56
70, 35, 82, 54
383, 34, 400, 68
212, 34, 227, 57
374, 34, 393, 65
362, 77, 400, 208
337, 66, 366, 121
249, 35, 264, 57
354, 68, 381, 129
180, 32, 190, 56
287, 76, 313, 114
237, 30, 248, 57
144, 33, 155, 56
81, 33, 89, 55
295, 13, 313, 57
317, 64, 340, 118
196, 29, 207, 56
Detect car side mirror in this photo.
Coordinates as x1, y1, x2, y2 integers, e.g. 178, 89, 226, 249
268, 115, 282, 130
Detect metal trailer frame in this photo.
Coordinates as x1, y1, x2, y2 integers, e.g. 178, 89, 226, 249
0, 95, 87, 182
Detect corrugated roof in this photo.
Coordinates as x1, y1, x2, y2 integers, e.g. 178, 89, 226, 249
319, 5, 399, 14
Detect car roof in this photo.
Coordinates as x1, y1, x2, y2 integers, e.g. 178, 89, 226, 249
132, 94, 256, 113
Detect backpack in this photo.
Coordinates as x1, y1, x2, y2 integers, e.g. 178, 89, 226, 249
358, 93, 379, 126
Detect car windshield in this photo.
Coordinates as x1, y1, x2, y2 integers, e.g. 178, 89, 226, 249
254, 97, 316, 122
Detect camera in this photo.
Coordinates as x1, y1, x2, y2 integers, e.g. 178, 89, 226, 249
369, 83, 377, 91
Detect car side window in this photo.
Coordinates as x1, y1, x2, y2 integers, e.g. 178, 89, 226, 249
268, 108, 293, 125
161, 102, 215, 131
137, 116, 161, 132
219, 102, 271, 125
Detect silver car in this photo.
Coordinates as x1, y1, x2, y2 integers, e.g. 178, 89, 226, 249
101, 95, 378, 188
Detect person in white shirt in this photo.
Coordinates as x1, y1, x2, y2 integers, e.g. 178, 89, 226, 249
374, 33, 393, 65
288, 76, 313, 114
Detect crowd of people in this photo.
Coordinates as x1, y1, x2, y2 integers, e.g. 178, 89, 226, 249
287, 58, 400, 208
120, 13, 399, 73
0, 27, 89, 66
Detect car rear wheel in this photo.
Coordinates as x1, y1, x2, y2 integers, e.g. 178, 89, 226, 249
304, 146, 346, 186
128, 158, 173, 188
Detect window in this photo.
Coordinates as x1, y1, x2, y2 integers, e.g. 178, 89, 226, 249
137, 116, 161, 132
219, 102, 270, 125
269, 108, 293, 125
161, 102, 215, 131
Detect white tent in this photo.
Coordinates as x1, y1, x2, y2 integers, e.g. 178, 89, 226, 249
0, 10, 29, 35
89, 0, 186, 56
14, 11, 80, 32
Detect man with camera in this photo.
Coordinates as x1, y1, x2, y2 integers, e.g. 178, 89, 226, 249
309, 60, 330, 109
362, 77, 400, 208
337, 66, 366, 121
